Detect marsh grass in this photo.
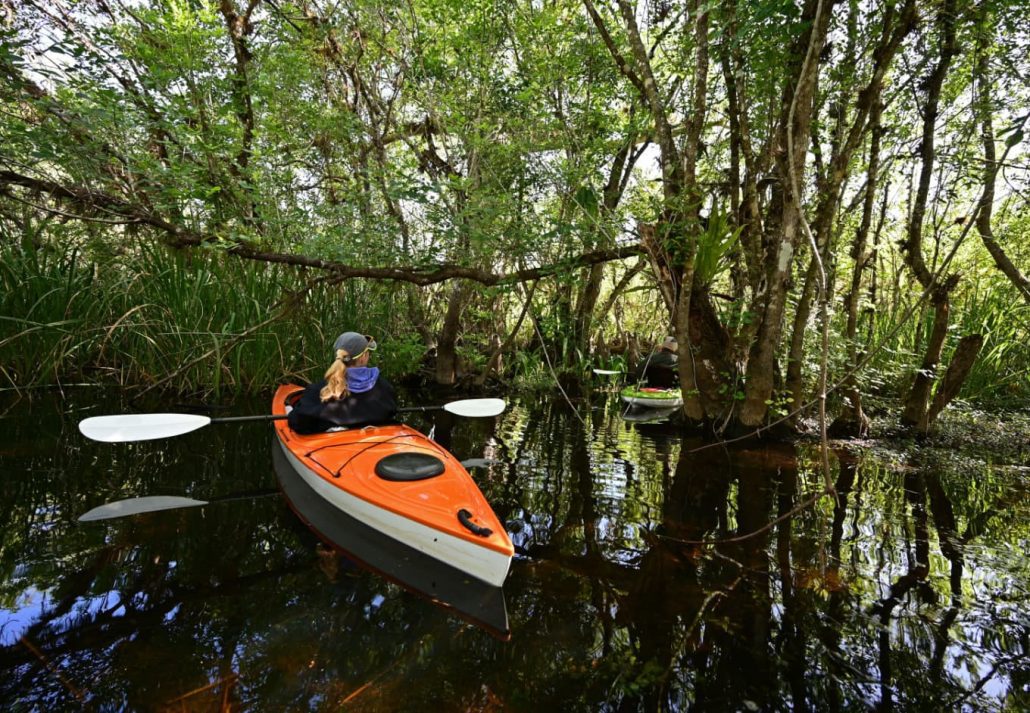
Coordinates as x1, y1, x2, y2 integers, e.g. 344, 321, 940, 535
1, 241, 423, 395
4, 237, 1027, 406
0, 243, 103, 388
952, 278, 1030, 404
839, 272, 1030, 409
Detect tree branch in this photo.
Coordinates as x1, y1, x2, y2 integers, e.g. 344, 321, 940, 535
0, 169, 643, 286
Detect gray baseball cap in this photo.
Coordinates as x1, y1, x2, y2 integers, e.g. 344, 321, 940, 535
332, 332, 377, 360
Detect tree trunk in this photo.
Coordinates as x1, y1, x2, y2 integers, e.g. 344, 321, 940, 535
571, 128, 641, 364
902, 283, 954, 426
901, 0, 959, 427
478, 282, 537, 386
830, 100, 885, 438
571, 263, 605, 365
435, 282, 466, 385
406, 287, 435, 348
719, 0, 765, 294
781, 0, 914, 428
675, 263, 706, 421
675, 0, 711, 424
923, 334, 984, 432
588, 0, 712, 424
972, 11, 1030, 303
739, 0, 833, 427
685, 289, 735, 422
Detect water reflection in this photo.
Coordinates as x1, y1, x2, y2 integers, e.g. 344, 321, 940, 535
1, 390, 1028, 710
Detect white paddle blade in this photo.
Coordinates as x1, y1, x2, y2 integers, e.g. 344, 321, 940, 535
79, 414, 212, 442
460, 457, 502, 468
79, 496, 209, 522
592, 369, 622, 375
443, 398, 507, 418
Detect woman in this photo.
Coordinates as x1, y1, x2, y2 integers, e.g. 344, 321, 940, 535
287, 332, 398, 434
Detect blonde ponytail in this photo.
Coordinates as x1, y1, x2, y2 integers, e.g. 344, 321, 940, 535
320, 349, 350, 401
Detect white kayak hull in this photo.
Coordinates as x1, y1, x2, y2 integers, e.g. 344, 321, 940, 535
620, 406, 680, 422
621, 395, 684, 409
277, 439, 511, 587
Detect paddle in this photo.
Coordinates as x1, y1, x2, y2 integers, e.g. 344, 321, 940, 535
458, 457, 502, 469
592, 369, 623, 376
78, 455, 502, 521
79, 496, 208, 521
79, 489, 282, 522
78, 398, 508, 443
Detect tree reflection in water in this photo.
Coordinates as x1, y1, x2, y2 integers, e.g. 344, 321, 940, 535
1, 391, 1028, 710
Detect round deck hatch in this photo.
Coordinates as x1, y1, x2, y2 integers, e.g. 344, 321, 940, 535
374, 452, 445, 481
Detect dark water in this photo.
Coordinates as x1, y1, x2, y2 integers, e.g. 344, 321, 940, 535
1, 388, 1028, 711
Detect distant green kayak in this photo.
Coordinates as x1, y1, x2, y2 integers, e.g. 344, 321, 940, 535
620, 387, 684, 408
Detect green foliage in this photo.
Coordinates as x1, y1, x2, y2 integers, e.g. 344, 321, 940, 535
0, 239, 417, 394
694, 205, 743, 286
0, 241, 101, 387
764, 391, 796, 418
949, 273, 1030, 406
1, 0, 1029, 423
376, 333, 428, 378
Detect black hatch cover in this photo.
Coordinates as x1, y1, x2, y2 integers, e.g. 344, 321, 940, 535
374, 452, 446, 481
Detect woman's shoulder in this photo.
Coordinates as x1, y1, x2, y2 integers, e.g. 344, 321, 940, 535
297, 379, 327, 400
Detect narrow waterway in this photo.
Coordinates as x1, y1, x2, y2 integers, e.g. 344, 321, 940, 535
1, 388, 1028, 710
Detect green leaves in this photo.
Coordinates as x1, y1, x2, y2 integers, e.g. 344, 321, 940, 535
693, 204, 742, 286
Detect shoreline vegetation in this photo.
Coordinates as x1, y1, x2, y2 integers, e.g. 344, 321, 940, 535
2, 0, 1028, 442
2, 240, 1028, 443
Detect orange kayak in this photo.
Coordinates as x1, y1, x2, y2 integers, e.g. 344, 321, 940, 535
272, 385, 513, 586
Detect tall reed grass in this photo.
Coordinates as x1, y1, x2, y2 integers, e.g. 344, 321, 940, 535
830, 269, 1030, 409
952, 277, 1030, 404
0, 240, 424, 395
5, 234, 1026, 407
0, 242, 102, 387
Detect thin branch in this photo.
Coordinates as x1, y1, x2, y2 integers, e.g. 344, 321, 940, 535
0, 189, 144, 225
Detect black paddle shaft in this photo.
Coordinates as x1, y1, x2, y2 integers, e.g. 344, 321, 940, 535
211, 405, 442, 425
212, 414, 288, 424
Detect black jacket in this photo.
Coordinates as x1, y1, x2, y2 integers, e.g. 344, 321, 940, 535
632, 350, 679, 388
287, 376, 399, 434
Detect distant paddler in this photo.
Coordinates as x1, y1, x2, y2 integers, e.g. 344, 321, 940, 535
631, 336, 679, 389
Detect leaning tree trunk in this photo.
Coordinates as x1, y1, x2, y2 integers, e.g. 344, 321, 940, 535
902, 280, 958, 426
900, 0, 974, 433
972, 10, 1030, 304
922, 334, 984, 431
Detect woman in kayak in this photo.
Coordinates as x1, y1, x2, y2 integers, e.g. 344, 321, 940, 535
287, 332, 399, 433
